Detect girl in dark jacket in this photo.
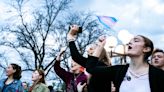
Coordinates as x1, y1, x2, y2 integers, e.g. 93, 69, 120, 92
67, 25, 112, 92
86, 35, 164, 92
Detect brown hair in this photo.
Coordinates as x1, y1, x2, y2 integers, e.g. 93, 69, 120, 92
36, 69, 46, 84
10, 63, 22, 80
139, 35, 154, 61
99, 48, 111, 66
151, 48, 164, 59
29, 69, 46, 92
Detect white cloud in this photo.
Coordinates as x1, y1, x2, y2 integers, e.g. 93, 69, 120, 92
143, 0, 164, 15
73, 0, 164, 49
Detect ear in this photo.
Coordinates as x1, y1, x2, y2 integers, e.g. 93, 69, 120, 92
143, 47, 151, 53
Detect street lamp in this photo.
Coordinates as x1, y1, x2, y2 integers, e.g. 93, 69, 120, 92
117, 29, 134, 64
114, 44, 127, 64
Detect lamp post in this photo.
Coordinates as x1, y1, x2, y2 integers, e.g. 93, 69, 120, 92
104, 30, 134, 65
104, 36, 118, 65
117, 29, 134, 64
114, 44, 127, 64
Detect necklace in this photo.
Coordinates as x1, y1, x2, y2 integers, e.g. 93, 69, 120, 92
129, 68, 148, 78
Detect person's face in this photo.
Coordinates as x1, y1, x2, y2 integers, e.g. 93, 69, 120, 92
70, 62, 82, 74
152, 52, 164, 68
32, 70, 42, 82
6, 64, 16, 77
127, 36, 146, 57
22, 82, 28, 89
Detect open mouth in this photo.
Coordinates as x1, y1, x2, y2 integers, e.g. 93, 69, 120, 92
128, 46, 132, 49
154, 60, 159, 64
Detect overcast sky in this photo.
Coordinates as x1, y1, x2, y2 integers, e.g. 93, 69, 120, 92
0, 0, 164, 49
73, 0, 164, 49
0, 0, 164, 85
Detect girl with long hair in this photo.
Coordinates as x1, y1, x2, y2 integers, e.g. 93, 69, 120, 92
29, 69, 49, 92
0, 63, 24, 92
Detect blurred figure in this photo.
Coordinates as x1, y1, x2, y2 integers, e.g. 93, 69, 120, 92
54, 48, 87, 92
29, 69, 49, 92
48, 85, 55, 92
67, 25, 113, 92
77, 82, 87, 92
22, 81, 29, 92
151, 48, 164, 70
0, 63, 24, 92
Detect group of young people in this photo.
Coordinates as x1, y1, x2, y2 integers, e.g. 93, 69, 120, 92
58, 24, 164, 92
0, 64, 49, 92
0, 24, 164, 92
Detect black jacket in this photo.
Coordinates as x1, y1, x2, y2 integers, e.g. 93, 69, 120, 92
86, 56, 164, 92
69, 41, 111, 92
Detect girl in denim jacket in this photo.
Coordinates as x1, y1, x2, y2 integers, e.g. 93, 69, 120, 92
0, 63, 24, 92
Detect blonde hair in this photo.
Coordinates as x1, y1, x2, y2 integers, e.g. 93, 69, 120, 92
99, 48, 111, 66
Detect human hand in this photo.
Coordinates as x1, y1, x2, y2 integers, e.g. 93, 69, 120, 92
68, 25, 80, 35
77, 82, 87, 92
97, 35, 106, 47
56, 47, 67, 61
67, 25, 81, 41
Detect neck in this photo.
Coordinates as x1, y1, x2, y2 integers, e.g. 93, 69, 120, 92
5, 76, 14, 85
8, 76, 14, 80
129, 56, 149, 73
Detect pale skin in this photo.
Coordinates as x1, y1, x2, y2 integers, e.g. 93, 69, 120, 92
151, 52, 164, 70
77, 82, 87, 92
93, 35, 151, 76
5, 64, 16, 85
56, 47, 83, 74
32, 70, 42, 82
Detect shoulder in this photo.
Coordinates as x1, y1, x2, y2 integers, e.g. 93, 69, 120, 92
13, 79, 22, 84
0, 78, 6, 83
111, 64, 129, 70
149, 65, 164, 76
32, 83, 49, 92
35, 83, 47, 87
35, 83, 49, 90
0, 78, 6, 88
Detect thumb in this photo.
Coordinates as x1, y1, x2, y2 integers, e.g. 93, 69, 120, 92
81, 82, 87, 87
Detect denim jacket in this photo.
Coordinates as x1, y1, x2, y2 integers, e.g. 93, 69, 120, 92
0, 78, 24, 92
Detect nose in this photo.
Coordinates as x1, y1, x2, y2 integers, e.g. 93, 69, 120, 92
153, 56, 159, 60
128, 42, 132, 45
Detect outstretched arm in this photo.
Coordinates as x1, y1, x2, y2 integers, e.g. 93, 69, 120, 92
86, 36, 112, 75
67, 25, 87, 67
54, 48, 72, 82
69, 41, 87, 67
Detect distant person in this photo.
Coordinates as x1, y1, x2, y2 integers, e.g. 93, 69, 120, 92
22, 81, 29, 92
151, 48, 164, 70
29, 69, 49, 92
48, 85, 55, 92
0, 63, 24, 92
54, 48, 87, 92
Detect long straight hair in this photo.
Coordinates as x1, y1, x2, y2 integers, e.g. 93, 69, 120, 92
29, 69, 46, 92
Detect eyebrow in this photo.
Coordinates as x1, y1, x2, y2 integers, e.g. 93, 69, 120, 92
133, 37, 141, 41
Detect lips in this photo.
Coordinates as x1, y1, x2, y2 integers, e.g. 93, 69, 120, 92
154, 60, 159, 64
128, 46, 132, 50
